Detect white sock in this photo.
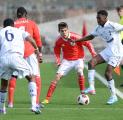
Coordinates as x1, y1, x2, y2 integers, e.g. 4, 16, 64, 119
0, 91, 7, 109
108, 79, 116, 97
88, 70, 95, 90
28, 82, 37, 108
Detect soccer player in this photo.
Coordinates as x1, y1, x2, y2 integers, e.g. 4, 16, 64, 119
116, 5, 123, 41
8, 7, 43, 108
116, 5, 123, 87
42, 22, 96, 104
0, 18, 41, 114
74, 10, 123, 104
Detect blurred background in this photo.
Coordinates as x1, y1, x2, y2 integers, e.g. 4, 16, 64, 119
0, 0, 123, 60
0, 0, 123, 23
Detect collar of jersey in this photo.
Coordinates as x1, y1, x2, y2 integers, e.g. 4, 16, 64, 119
99, 20, 109, 27
62, 32, 71, 41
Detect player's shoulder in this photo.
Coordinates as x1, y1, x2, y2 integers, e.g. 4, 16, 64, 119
70, 32, 81, 37
69, 32, 82, 39
28, 19, 36, 25
55, 36, 61, 42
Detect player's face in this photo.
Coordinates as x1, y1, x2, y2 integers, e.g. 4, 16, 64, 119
96, 14, 107, 26
59, 27, 69, 39
118, 9, 123, 17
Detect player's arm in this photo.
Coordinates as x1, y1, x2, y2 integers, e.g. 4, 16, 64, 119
76, 34, 95, 42
33, 23, 42, 50
33, 22, 43, 62
54, 40, 61, 66
25, 35, 40, 59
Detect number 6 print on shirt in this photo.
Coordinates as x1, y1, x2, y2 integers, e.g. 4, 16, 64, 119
5, 30, 14, 41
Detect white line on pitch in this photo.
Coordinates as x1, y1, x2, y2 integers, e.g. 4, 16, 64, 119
8, 107, 123, 110
84, 64, 123, 99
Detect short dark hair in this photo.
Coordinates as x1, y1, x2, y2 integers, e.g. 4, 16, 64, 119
97, 10, 108, 17
58, 22, 68, 31
3, 18, 14, 27
17, 7, 27, 18
116, 5, 123, 12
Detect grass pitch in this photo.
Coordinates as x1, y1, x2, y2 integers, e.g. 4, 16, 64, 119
1, 63, 123, 120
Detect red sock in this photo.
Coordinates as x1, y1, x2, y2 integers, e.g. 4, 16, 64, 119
8, 77, 17, 104
35, 75, 41, 104
78, 75, 85, 91
46, 82, 57, 101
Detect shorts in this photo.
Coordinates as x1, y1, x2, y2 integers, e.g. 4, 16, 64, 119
25, 53, 40, 76
0, 54, 32, 80
57, 58, 84, 76
99, 48, 123, 67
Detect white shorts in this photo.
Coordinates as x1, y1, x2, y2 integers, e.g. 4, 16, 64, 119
99, 48, 123, 67
57, 59, 84, 76
25, 53, 40, 76
0, 54, 32, 80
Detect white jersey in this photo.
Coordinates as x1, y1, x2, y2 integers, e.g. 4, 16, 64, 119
91, 20, 123, 56
0, 26, 29, 57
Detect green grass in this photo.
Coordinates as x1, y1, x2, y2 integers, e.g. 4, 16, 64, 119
1, 63, 123, 120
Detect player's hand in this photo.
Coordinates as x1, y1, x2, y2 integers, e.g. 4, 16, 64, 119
55, 62, 61, 67
57, 63, 61, 67
38, 53, 43, 63
67, 38, 76, 46
92, 52, 97, 57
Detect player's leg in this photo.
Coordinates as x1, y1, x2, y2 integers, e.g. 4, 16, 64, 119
25, 75, 38, 111
105, 64, 118, 104
75, 59, 85, 94
12, 55, 41, 114
0, 79, 8, 114
35, 75, 41, 106
0, 56, 12, 114
42, 59, 73, 104
105, 56, 122, 105
42, 73, 62, 104
8, 75, 17, 108
25, 54, 42, 107
84, 54, 105, 94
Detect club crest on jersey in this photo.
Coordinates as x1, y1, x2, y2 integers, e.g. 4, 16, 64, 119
62, 44, 65, 47
70, 41, 76, 46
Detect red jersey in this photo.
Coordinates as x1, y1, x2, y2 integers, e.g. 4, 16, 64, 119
54, 32, 96, 64
14, 17, 42, 58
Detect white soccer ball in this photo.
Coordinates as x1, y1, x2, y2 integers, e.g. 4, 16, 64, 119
77, 94, 90, 105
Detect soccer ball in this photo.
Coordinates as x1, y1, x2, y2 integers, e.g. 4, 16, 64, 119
77, 94, 90, 105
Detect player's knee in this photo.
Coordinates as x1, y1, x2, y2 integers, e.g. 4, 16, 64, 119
77, 68, 84, 76
88, 60, 95, 69
26, 75, 35, 82
1, 79, 8, 91
53, 74, 62, 83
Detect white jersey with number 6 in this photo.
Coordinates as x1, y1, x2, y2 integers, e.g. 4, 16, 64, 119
0, 26, 29, 57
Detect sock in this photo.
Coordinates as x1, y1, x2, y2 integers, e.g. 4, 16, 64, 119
0, 91, 7, 109
8, 77, 17, 105
78, 75, 85, 93
46, 82, 57, 101
28, 82, 37, 108
108, 79, 116, 97
35, 75, 41, 105
88, 70, 95, 90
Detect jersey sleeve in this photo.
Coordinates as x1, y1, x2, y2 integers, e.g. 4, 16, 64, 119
111, 22, 123, 32
32, 22, 42, 47
22, 30, 30, 40
90, 26, 99, 37
54, 39, 61, 64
